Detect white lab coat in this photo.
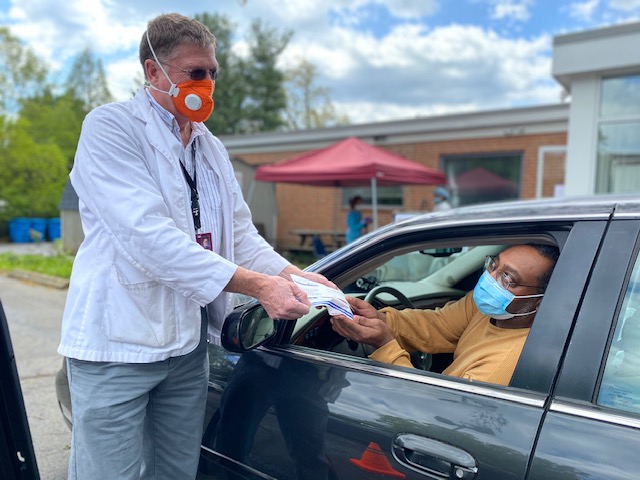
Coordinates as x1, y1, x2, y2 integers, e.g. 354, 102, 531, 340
57, 89, 289, 363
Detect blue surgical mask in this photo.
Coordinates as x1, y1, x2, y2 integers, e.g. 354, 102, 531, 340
473, 271, 543, 320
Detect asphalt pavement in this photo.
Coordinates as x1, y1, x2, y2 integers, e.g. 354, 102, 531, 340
0, 242, 71, 479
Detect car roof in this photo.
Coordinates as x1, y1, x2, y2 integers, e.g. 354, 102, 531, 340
380, 194, 640, 237
308, 194, 639, 271
310, 194, 640, 272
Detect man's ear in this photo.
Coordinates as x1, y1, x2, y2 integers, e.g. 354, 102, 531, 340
144, 59, 158, 85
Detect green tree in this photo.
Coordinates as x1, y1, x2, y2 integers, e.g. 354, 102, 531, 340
196, 13, 249, 135
284, 59, 350, 130
242, 20, 292, 132
19, 88, 84, 170
0, 119, 68, 221
64, 47, 114, 114
197, 14, 291, 134
0, 27, 48, 115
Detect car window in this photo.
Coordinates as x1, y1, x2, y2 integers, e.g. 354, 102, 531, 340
342, 244, 503, 298
598, 251, 640, 414
290, 242, 515, 373
291, 244, 504, 340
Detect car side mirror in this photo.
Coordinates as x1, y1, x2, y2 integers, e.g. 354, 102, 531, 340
221, 304, 277, 353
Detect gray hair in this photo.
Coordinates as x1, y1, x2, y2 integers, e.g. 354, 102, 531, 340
139, 13, 216, 75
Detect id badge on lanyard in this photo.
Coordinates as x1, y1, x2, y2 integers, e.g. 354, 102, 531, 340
180, 139, 213, 251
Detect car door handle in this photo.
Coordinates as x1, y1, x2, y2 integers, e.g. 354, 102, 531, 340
392, 433, 478, 479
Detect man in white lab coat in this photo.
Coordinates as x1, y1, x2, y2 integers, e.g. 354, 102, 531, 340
58, 12, 331, 480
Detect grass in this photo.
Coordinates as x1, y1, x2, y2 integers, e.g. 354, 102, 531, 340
0, 252, 74, 279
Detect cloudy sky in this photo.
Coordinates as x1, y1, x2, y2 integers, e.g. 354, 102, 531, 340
1, 0, 639, 124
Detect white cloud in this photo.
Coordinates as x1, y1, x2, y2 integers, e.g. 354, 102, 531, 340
336, 99, 480, 124
281, 21, 556, 122
489, 0, 533, 22
381, 0, 439, 18
569, 0, 600, 21
608, 0, 640, 11
341, 0, 439, 19
107, 55, 145, 101
6, 0, 143, 70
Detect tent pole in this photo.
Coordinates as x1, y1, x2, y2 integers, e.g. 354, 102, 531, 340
247, 180, 256, 206
333, 186, 340, 238
371, 177, 378, 230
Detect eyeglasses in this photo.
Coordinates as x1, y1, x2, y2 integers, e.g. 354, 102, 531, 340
484, 256, 541, 291
164, 63, 218, 81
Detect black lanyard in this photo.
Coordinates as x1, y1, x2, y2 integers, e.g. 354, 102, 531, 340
180, 141, 201, 231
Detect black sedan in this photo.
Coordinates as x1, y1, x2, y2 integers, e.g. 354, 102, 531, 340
1, 300, 39, 479
58, 194, 640, 479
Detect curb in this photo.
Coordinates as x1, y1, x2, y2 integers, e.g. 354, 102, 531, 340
8, 269, 69, 289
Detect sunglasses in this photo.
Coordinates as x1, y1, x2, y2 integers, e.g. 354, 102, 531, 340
164, 63, 218, 81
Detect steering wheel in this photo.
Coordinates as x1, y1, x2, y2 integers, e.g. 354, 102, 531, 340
362, 286, 431, 370
364, 286, 415, 309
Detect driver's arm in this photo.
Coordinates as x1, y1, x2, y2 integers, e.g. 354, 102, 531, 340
380, 293, 473, 354
369, 340, 414, 368
368, 296, 471, 368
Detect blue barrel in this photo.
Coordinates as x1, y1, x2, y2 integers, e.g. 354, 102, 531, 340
30, 218, 47, 242
8, 218, 31, 243
47, 218, 61, 241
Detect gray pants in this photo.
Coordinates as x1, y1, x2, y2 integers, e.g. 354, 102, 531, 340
66, 321, 209, 479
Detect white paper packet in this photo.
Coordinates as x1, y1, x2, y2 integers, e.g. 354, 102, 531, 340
291, 275, 353, 319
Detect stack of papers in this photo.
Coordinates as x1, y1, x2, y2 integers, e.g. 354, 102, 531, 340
291, 275, 353, 319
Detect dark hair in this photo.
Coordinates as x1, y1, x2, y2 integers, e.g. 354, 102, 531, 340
349, 195, 363, 209
528, 243, 560, 291
140, 13, 216, 76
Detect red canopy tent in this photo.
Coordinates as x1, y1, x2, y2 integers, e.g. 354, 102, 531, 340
254, 137, 445, 228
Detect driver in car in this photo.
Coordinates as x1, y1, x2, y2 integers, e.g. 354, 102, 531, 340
330, 243, 559, 386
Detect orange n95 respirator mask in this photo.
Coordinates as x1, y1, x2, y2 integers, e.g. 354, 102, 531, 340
145, 31, 215, 123
169, 80, 215, 123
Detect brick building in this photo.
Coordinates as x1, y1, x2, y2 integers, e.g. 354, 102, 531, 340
220, 103, 568, 250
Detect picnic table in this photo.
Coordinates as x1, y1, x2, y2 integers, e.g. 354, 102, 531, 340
290, 229, 346, 251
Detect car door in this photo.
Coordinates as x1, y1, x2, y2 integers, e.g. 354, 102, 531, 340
528, 216, 640, 479
200, 217, 607, 480
0, 299, 40, 480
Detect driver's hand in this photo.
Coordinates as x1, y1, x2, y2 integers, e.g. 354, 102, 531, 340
330, 313, 394, 349
346, 296, 386, 322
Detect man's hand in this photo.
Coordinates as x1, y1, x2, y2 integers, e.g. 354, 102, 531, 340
225, 267, 310, 320
331, 311, 394, 349
257, 276, 311, 320
345, 296, 385, 321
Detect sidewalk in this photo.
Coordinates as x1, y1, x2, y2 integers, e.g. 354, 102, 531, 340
0, 241, 59, 256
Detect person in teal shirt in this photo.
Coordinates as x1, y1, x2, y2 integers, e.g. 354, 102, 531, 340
346, 195, 371, 243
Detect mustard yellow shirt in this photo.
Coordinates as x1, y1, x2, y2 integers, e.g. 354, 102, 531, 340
370, 292, 529, 386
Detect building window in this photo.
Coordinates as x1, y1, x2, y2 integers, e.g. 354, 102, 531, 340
441, 153, 522, 207
596, 74, 640, 194
342, 186, 402, 207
